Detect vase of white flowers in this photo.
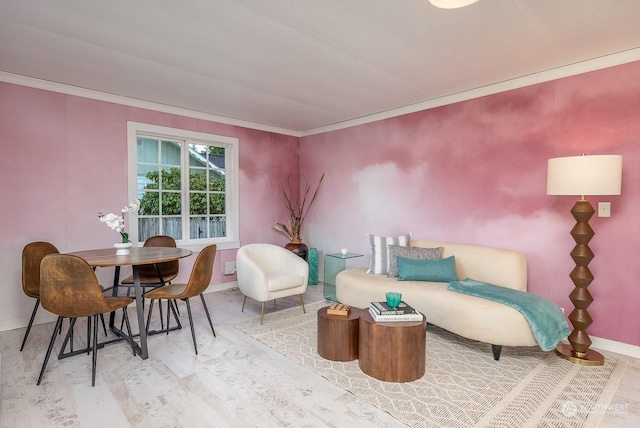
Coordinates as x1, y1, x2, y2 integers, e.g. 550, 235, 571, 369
113, 242, 133, 256
99, 199, 140, 255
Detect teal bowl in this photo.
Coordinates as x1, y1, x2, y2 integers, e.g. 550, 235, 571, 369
385, 292, 402, 309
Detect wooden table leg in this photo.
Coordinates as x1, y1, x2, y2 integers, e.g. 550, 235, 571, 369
132, 266, 148, 359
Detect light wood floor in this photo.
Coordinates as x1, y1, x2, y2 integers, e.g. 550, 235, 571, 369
1, 284, 639, 427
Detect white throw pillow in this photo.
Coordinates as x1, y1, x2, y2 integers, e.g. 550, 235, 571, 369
367, 233, 411, 274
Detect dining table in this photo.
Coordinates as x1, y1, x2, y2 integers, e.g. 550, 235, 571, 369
67, 246, 193, 359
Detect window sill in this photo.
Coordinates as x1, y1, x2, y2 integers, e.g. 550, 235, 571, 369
177, 240, 240, 252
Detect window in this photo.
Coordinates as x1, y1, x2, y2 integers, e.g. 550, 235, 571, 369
127, 122, 239, 250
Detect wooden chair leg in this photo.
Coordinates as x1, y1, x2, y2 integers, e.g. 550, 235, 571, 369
260, 302, 265, 325
68, 318, 73, 352
145, 299, 180, 334
86, 316, 92, 355
91, 314, 98, 387
166, 299, 171, 335
168, 300, 182, 329
122, 308, 136, 356
58, 318, 78, 358
200, 294, 216, 337
99, 313, 107, 336
145, 299, 155, 335
20, 299, 40, 351
37, 316, 63, 385
241, 295, 247, 312
185, 298, 197, 354
159, 298, 165, 329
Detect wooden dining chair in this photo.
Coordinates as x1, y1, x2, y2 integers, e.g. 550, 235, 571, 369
20, 242, 59, 351
144, 244, 217, 354
120, 235, 180, 288
21, 242, 107, 351
120, 235, 181, 327
37, 254, 136, 387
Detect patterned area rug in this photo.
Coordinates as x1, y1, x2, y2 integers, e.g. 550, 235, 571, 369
230, 301, 627, 428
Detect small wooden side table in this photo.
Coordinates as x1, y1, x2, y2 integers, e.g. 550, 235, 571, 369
317, 307, 361, 361
358, 310, 427, 382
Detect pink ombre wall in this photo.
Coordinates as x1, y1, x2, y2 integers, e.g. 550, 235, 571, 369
0, 82, 298, 327
301, 61, 640, 347
1, 60, 639, 347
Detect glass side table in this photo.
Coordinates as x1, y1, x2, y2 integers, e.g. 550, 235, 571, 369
324, 252, 363, 302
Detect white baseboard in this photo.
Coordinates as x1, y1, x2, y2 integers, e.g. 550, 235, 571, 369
0, 312, 59, 332
203, 281, 238, 294
592, 336, 640, 359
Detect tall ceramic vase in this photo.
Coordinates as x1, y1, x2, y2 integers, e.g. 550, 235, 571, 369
285, 240, 309, 261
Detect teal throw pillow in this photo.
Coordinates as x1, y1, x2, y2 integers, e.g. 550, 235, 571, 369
386, 245, 444, 278
396, 255, 458, 282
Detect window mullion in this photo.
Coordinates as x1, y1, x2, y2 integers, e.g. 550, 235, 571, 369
181, 140, 190, 244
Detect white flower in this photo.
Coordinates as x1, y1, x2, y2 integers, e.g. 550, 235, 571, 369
122, 199, 140, 214
100, 213, 124, 232
99, 199, 139, 242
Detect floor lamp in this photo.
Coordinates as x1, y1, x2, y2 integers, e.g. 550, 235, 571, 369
429, 0, 480, 8
547, 154, 622, 366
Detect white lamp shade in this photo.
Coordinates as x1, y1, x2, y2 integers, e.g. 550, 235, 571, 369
429, 0, 479, 9
547, 155, 622, 196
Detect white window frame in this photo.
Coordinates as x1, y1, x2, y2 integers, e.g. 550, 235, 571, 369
127, 122, 240, 251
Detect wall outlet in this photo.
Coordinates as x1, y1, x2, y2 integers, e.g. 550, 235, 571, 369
598, 202, 611, 217
224, 261, 237, 275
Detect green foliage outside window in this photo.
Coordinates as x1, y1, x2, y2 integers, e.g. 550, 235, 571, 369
140, 167, 225, 216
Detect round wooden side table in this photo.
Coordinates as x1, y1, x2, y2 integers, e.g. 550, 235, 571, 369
358, 310, 427, 382
317, 307, 361, 361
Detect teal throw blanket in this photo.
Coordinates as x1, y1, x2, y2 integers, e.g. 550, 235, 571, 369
447, 278, 569, 352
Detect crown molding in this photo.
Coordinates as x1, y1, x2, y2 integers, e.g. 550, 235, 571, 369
2, 47, 639, 139
301, 48, 640, 137
0, 71, 301, 137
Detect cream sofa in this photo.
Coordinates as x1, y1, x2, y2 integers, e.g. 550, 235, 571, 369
335, 240, 539, 359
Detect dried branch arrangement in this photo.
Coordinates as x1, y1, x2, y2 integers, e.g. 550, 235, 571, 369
274, 173, 325, 242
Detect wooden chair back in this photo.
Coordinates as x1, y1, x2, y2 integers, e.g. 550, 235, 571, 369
40, 254, 113, 318
22, 242, 59, 299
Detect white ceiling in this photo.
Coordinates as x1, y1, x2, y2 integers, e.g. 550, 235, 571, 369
1, 0, 640, 134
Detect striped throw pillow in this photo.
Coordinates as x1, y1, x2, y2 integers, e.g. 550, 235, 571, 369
367, 233, 411, 274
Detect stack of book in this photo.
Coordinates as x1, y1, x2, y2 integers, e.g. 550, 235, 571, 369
368, 300, 423, 322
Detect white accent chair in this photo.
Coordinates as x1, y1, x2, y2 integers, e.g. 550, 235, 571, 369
236, 243, 309, 324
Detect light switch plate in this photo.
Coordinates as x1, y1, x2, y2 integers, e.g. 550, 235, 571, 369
598, 202, 611, 218
224, 261, 237, 275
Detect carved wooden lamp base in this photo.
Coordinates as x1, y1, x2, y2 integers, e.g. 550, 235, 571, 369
556, 199, 604, 366
555, 343, 604, 366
